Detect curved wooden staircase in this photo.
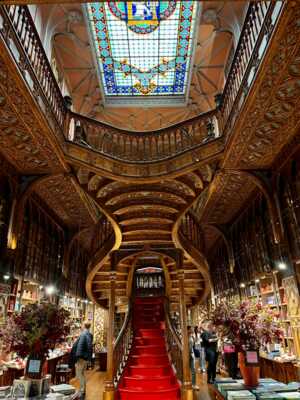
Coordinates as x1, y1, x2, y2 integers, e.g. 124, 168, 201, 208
75, 163, 215, 311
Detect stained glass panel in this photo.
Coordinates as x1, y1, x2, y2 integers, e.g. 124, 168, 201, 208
85, 1, 199, 105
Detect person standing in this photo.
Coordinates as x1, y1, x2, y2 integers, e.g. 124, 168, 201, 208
201, 321, 218, 384
199, 323, 206, 373
188, 325, 199, 391
223, 338, 238, 379
193, 326, 201, 373
73, 321, 93, 397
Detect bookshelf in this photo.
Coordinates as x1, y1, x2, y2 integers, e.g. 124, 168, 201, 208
242, 273, 296, 357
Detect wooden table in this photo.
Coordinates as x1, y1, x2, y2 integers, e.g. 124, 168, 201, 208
0, 352, 72, 386
45, 352, 71, 383
0, 365, 24, 386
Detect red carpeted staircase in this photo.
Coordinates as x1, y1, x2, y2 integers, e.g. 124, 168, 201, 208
118, 297, 180, 400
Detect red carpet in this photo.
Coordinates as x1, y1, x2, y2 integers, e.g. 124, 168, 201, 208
118, 297, 180, 400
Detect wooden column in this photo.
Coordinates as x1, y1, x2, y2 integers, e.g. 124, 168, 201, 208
103, 270, 117, 400
178, 269, 193, 400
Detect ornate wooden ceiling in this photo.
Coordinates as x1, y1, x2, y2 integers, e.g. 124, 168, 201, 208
0, 2, 299, 308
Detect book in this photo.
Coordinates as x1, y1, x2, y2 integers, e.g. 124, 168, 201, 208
277, 393, 300, 400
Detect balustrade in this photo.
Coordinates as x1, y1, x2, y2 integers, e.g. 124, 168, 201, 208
221, 2, 282, 132
164, 300, 183, 383
67, 110, 218, 163
180, 212, 203, 254
113, 307, 133, 386
0, 2, 283, 162
90, 215, 114, 256
1, 5, 65, 129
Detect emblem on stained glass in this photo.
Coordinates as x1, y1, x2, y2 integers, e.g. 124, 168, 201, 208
85, 1, 198, 102
108, 1, 177, 34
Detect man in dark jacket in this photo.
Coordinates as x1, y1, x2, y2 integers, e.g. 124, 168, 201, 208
74, 321, 93, 396
201, 321, 218, 384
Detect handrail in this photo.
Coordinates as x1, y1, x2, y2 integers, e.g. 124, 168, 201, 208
179, 211, 204, 254
0, 5, 66, 129
164, 299, 183, 383
0, 2, 283, 163
113, 305, 133, 385
67, 109, 219, 163
90, 214, 114, 256
221, 2, 282, 132
175, 210, 211, 304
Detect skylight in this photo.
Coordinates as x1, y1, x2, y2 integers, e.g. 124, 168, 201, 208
85, 1, 199, 106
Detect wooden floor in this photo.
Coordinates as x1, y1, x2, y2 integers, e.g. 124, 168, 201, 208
70, 368, 215, 400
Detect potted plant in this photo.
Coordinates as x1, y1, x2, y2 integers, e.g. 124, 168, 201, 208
211, 301, 283, 387
0, 303, 70, 379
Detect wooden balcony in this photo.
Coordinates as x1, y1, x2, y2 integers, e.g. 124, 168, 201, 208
0, 2, 284, 173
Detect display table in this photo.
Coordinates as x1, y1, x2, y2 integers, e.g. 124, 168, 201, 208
45, 353, 70, 383
259, 356, 300, 383
0, 391, 81, 399
212, 378, 300, 400
0, 365, 24, 387
0, 352, 72, 387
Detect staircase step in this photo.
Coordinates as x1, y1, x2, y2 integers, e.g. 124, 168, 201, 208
128, 365, 171, 377
137, 328, 164, 337
134, 298, 163, 304
130, 354, 169, 365
132, 345, 166, 355
134, 337, 165, 346
123, 375, 175, 390
119, 387, 180, 400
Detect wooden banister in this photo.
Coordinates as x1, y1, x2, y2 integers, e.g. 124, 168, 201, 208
113, 304, 133, 385
179, 211, 204, 254
90, 215, 114, 256
164, 299, 183, 384
1, 5, 66, 129
66, 110, 219, 163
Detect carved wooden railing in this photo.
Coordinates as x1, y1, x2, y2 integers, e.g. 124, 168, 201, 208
0, 2, 283, 162
179, 211, 204, 254
67, 110, 219, 163
86, 215, 116, 305
0, 5, 66, 130
113, 306, 133, 386
164, 300, 183, 383
90, 214, 114, 257
221, 2, 283, 133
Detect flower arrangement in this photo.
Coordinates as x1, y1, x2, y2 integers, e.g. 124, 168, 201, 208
0, 303, 70, 358
211, 300, 283, 351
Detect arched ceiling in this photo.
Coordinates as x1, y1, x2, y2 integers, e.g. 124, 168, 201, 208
33, 1, 248, 131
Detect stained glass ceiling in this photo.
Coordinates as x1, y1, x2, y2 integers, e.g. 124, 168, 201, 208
85, 1, 199, 106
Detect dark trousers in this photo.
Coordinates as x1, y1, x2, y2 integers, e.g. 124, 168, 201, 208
224, 352, 238, 379
206, 349, 218, 382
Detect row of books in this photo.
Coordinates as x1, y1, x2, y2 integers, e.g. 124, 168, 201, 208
215, 378, 300, 400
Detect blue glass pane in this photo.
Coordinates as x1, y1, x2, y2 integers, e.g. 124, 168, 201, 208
86, 1, 198, 100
